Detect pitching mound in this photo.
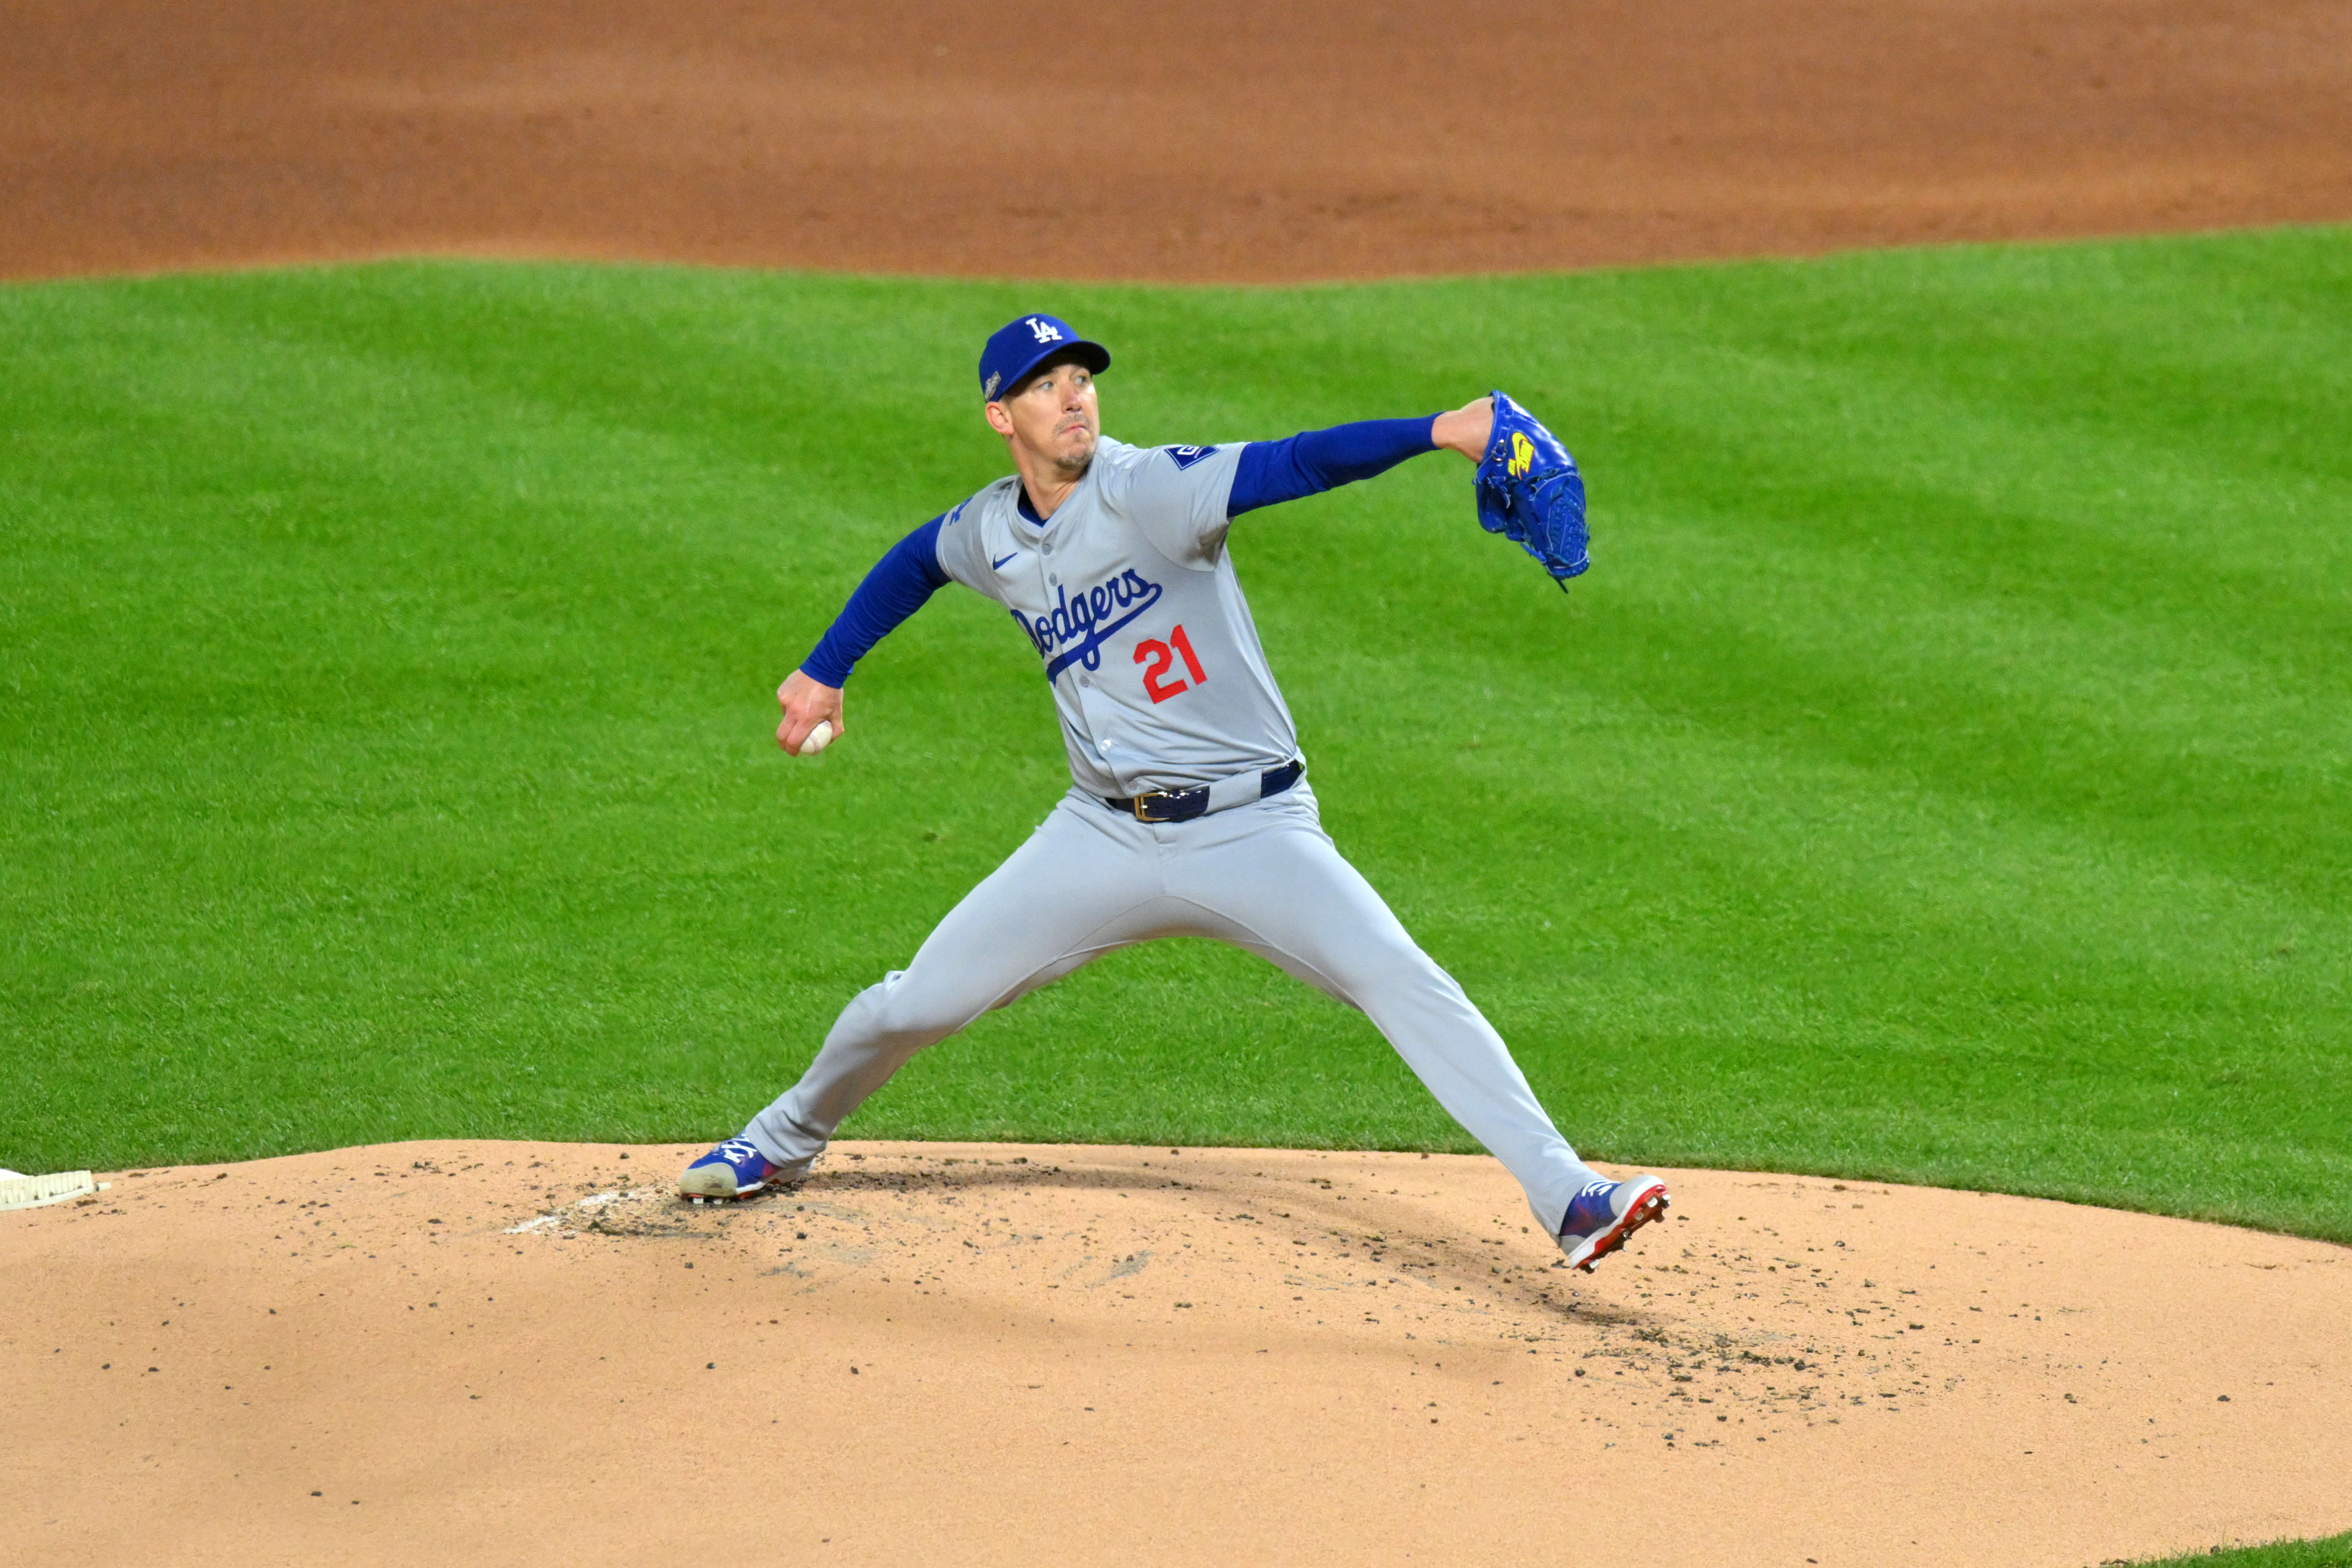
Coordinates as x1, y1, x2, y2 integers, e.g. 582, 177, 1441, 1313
5, 1140, 2347, 1566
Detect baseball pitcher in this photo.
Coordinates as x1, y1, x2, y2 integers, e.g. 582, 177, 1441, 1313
681, 314, 1666, 1273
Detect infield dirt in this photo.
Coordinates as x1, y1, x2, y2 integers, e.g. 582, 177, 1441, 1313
5, 1140, 2347, 1567
5, 0, 2349, 282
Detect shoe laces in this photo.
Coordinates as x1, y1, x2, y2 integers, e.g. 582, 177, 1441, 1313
716, 1138, 765, 1166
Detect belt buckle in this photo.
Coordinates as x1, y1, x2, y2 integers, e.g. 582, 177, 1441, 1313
1132, 787, 1198, 823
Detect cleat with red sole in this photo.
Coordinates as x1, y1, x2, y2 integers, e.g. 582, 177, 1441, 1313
1558, 1174, 1670, 1272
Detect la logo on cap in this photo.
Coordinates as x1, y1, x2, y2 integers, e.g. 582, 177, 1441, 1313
979, 313, 1108, 401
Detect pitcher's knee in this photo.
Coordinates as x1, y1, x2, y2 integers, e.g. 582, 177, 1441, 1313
1323, 941, 1461, 1012
855, 970, 988, 1045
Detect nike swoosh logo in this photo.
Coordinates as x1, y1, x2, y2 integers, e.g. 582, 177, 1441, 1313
992, 553, 1018, 570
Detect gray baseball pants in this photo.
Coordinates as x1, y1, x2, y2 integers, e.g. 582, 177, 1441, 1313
743, 780, 1603, 1232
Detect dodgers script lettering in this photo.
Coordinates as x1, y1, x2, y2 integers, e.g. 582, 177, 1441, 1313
1013, 569, 1165, 680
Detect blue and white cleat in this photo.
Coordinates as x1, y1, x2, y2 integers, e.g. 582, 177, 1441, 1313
678, 1138, 784, 1205
1557, 1174, 1671, 1272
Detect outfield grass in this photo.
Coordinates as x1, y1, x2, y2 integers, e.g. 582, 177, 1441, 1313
2143, 1535, 2352, 1568
3, 230, 2348, 1245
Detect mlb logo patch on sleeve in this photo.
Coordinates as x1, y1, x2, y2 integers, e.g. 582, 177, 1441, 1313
1165, 445, 1220, 470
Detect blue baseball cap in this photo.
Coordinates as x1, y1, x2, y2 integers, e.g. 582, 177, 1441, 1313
979, 314, 1110, 403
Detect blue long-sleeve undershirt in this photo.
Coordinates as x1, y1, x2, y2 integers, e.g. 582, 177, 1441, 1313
1227, 414, 1437, 516
797, 415, 1440, 685
799, 515, 949, 688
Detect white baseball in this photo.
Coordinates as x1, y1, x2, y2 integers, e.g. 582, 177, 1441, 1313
796, 719, 836, 757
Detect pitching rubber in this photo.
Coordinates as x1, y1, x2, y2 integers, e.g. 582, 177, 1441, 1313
0, 1170, 105, 1213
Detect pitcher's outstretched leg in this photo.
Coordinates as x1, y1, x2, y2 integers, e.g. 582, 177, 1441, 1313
697, 798, 1156, 1196
1169, 790, 1626, 1239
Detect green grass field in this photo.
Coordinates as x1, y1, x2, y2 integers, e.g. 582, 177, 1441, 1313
2147, 1538, 2352, 1568
5, 230, 2348, 1263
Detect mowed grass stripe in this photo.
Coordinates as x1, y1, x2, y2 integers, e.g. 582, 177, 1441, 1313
2, 230, 2346, 1245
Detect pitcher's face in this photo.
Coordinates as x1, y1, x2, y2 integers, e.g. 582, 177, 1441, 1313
987, 357, 1100, 475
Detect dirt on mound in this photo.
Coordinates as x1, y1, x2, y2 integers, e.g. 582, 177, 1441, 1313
4, 1139, 2346, 1566
4, 0, 2349, 283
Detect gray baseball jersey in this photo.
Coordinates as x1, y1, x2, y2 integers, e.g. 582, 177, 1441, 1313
933, 436, 1293, 799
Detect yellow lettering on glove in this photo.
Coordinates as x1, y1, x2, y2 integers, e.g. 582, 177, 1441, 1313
1508, 431, 1535, 479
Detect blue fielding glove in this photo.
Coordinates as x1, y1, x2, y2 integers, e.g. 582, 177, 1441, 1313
1472, 390, 1589, 589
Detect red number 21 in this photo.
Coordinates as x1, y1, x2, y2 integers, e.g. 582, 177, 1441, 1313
1135, 623, 1209, 704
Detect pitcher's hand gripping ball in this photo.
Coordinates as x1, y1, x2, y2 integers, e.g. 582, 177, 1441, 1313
1473, 390, 1590, 588
796, 719, 835, 756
